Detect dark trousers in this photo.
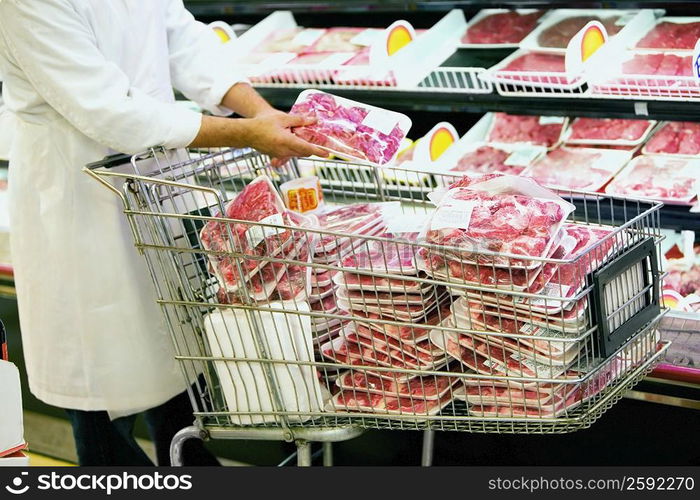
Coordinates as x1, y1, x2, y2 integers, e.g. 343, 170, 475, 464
65, 389, 219, 466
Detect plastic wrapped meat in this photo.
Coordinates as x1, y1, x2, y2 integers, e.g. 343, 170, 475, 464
340, 232, 419, 274
337, 371, 456, 400
256, 27, 325, 53
290, 91, 410, 165
462, 10, 544, 45
450, 146, 528, 176
448, 173, 506, 189
308, 27, 367, 52
488, 113, 565, 148
500, 52, 566, 73
622, 53, 692, 78
567, 118, 653, 144
423, 179, 571, 267
606, 156, 700, 203
644, 122, 700, 155
200, 176, 292, 293
523, 147, 620, 192
636, 20, 700, 50
537, 15, 622, 48
331, 388, 452, 415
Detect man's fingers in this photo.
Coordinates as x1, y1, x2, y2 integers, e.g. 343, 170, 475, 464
282, 113, 317, 128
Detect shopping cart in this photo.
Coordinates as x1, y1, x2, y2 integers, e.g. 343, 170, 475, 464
84, 147, 669, 466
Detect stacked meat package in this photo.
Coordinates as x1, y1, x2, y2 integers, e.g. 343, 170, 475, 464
200, 175, 318, 304
323, 231, 461, 416
418, 173, 633, 418
309, 202, 392, 343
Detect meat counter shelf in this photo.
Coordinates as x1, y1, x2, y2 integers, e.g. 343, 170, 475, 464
185, 0, 694, 16
256, 85, 700, 123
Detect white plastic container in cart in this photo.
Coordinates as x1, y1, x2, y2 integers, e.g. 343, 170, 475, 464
231, 10, 466, 88
290, 90, 412, 166
458, 9, 548, 49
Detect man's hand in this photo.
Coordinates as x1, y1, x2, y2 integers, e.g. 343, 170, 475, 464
188, 111, 328, 162
243, 110, 328, 159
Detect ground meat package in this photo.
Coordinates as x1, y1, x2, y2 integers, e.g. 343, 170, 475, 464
564, 118, 656, 147
421, 174, 575, 269
605, 155, 700, 204
460, 9, 545, 48
336, 370, 459, 400
522, 146, 632, 193
486, 113, 568, 149
643, 121, 700, 157
329, 389, 454, 416
290, 90, 412, 166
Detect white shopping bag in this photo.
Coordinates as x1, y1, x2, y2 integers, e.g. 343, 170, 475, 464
204, 301, 329, 425
0, 360, 26, 458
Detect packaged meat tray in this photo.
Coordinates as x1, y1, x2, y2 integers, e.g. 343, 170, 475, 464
564, 118, 656, 147
422, 174, 575, 269
338, 232, 420, 275
350, 304, 452, 345
605, 155, 700, 204
631, 17, 700, 52
522, 146, 632, 193
254, 27, 327, 54
333, 271, 432, 294
441, 142, 546, 177
520, 9, 638, 52
487, 113, 568, 150
460, 9, 545, 48
329, 389, 454, 416
642, 121, 700, 157
290, 90, 412, 166
336, 370, 459, 400
343, 329, 447, 369
485, 50, 582, 90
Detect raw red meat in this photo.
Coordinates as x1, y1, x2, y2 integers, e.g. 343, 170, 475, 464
636, 21, 700, 50
644, 122, 700, 155
537, 15, 622, 48
450, 146, 527, 176
291, 91, 407, 165
462, 10, 544, 45
337, 371, 455, 399
448, 173, 505, 189
500, 52, 566, 73
606, 156, 699, 202
340, 232, 418, 274
523, 147, 622, 192
488, 113, 565, 148
567, 118, 652, 143
622, 53, 692, 77
424, 187, 567, 265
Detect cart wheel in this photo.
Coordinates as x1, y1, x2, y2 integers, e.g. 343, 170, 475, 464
170, 425, 207, 467
421, 430, 435, 467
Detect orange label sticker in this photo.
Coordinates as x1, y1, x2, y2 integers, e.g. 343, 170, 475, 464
287, 186, 320, 213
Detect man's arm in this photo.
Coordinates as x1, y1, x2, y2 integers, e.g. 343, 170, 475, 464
219, 82, 274, 118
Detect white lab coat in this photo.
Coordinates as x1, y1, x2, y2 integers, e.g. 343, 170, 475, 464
0, 74, 13, 161
0, 0, 244, 414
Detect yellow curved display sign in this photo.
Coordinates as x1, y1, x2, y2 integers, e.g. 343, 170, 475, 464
386, 24, 414, 56
580, 25, 606, 62
429, 126, 457, 162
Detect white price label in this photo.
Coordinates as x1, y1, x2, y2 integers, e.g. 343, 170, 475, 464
431, 201, 476, 231
519, 323, 541, 335
292, 28, 325, 47
245, 213, 285, 249
510, 352, 564, 378
350, 28, 383, 46
504, 148, 542, 167
530, 283, 573, 307
385, 212, 430, 235
361, 109, 399, 136
539, 116, 566, 125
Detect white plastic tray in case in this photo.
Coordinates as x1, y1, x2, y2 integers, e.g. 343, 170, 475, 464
562, 118, 657, 147
482, 49, 585, 92
627, 16, 700, 52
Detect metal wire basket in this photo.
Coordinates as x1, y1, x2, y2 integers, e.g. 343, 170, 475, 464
84, 147, 669, 464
